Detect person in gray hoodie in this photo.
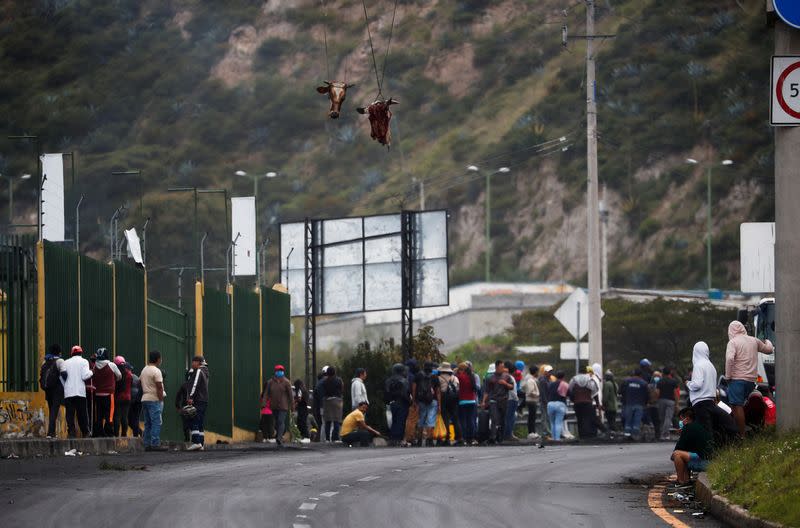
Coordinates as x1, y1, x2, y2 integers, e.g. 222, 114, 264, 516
186, 356, 209, 451
687, 341, 737, 445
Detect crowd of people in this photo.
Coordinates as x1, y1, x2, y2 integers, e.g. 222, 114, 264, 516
40, 318, 776, 475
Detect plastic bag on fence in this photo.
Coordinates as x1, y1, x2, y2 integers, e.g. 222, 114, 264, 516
433, 413, 447, 441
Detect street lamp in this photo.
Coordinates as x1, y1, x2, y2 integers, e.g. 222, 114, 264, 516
235, 169, 278, 285
0, 173, 31, 224
8, 135, 41, 239
686, 157, 734, 291
466, 165, 511, 282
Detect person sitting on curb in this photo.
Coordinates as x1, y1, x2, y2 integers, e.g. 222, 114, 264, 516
340, 402, 382, 447
670, 407, 712, 486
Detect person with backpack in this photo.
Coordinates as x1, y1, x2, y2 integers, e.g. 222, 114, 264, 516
385, 363, 410, 446
522, 364, 540, 440
481, 360, 515, 444
456, 362, 479, 445
350, 368, 368, 410
113, 356, 133, 437
60, 345, 93, 438
411, 361, 439, 447
437, 362, 462, 445
40, 344, 64, 438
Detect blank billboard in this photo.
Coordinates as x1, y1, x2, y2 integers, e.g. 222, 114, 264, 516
232, 196, 256, 276
280, 211, 449, 317
41, 153, 65, 242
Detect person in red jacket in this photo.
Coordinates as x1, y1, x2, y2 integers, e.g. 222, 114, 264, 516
92, 348, 121, 437
113, 356, 133, 437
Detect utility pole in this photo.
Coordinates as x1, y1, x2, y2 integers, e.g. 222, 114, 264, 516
771, 2, 800, 431
419, 178, 426, 210
585, 0, 603, 367
599, 184, 609, 291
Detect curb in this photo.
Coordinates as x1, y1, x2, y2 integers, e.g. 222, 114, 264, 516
695, 473, 786, 528
1, 437, 144, 458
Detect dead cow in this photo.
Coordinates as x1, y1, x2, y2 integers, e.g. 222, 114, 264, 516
316, 81, 355, 119
357, 98, 398, 148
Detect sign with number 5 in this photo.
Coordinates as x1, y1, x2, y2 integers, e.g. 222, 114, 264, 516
772, 56, 800, 126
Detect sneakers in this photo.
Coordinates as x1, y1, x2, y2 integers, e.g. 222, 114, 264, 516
527, 433, 541, 440
187, 443, 204, 451
266, 438, 277, 444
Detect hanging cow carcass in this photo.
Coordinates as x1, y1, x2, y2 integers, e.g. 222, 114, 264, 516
317, 81, 354, 119
357, 98, 398, 148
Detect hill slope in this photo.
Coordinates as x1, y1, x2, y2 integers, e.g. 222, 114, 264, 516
0, 0, 774, 304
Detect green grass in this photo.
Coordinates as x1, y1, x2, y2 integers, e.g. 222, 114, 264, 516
707, 430, 800, 527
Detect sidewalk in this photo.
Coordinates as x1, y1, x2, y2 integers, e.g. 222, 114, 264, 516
0, 437, 143, 458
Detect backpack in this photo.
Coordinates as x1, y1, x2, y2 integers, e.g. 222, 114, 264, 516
39, 361, 61, 391
415, 374, 434, 404
443, 377, 459, 404
386, 377, 405, 401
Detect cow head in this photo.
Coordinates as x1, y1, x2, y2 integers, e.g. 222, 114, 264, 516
316, 81, 355, 119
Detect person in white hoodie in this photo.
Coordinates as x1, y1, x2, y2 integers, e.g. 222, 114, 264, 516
60, 345, 93, 438
350, 368, 368, 410
686, 341, 737, 444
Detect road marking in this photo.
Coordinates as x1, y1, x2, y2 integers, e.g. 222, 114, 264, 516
320, 491, 339, 497
647, 483, 690, 528
339, 484, 350, 488
293, 524, 311, 528
392, 469, 403, 472
295, 515, 308, 519
357, 475, 381, 482
309, 497, 319, 501
298, 503, 317, 511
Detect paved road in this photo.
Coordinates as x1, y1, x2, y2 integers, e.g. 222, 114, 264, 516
2, 443, 723, 528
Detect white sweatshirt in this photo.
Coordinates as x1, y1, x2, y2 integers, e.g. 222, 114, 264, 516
60, 355, 93, 398
687, 341, 717, 404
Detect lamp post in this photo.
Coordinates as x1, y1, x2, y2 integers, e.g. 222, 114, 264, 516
686, 158, 734, 291
235, 169, 278, 284
0, 173, 31, 224
466, 165, 510, 282
75, 194, 84, 252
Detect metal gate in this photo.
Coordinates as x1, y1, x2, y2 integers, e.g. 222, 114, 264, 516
0, 235, 37, 392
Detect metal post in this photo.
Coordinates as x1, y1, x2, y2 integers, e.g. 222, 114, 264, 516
401, 211, 415, 360
200, 232, 208, 285
706, 165, 712, 291
110, 208, 120, 261
420, 179, 426, 210
575, 302, 581, 376
485, 170, 491, 282
230, 232, 241, 284
177, 268, 184, 310
36, 140, 41, 241
286, 247, 294, 291
194, 188, 199, 280
600, 185, 609, 291
7, 177, 12, 224
773, 14, 800, 431
585, 0, 603, 367
142, 217, 150, 266
75, 195, 84, 252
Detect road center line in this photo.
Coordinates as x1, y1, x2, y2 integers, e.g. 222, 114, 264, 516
298, 503, 317, 511
647, 484, 690, 528
357, 475, 381, 482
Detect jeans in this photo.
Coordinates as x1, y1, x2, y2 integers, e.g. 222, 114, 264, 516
114, 400, 131, 437
45, 391, 63, 437
389, 400, 410, 441
459, 403, 477, 441
526, 403, 538, 435
190, 401, 207, 445
489, 400, 507, 442
275, 410, 289, 443
342, 429, 373, 447
417, 400, 438, 429
504, 399, 518, 439
142, 401, 163, 447
547, 401, 567, 440
623, 404, 644, 436
657, 399, 675, 439
64, 396, 89, 438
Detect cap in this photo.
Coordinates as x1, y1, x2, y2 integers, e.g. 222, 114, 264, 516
114, 355, 126, 366
70, 345, 83, 356
640, 358, 652, 367
515, 360, 525, 370
274, 364, 285, 371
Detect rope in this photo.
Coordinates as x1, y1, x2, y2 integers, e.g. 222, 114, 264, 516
361, 0, 383, 96
379, 0, 400, 92
320, 0, 331, 79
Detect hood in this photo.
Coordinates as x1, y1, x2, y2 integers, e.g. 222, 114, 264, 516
95, 359, 111, 369
351, 377, 365, 384
573, 373, 592, 388
728, 320, 748, 340
591, 363, 602, 376
405, 358, 418, 374
391, 363, 406, 376
692, 341, 710, 364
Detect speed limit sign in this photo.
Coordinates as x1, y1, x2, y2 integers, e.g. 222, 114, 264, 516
771, 56, 800, 126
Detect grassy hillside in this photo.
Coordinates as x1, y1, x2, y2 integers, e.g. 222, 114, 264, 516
0, 0, 774, 305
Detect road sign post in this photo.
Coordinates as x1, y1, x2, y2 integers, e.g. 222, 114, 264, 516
575, 302, 581, 375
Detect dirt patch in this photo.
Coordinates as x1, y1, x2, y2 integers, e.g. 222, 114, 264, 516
211, 25, 266, 87
472, 1, 519, 37
454, 200, 486, 269
172, 10, 193, 40
424, 43, 479, 98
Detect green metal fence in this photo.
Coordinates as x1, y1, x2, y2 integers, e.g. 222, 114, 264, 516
43, 241, 79, 356
114, 261, 145, 361
79, 254, 113, 355
262, 287, 290, 379
202, 286, 232, 437
147, 298, 190, 442
0, 235, 37, 392
233, 285, 261, 432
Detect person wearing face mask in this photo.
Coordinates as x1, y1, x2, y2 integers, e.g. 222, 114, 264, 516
670, 407, 712, 486
261, 365, 294, 446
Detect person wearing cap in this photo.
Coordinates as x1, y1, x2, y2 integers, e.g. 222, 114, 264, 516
438, 362, 462, 445
341, 401, 382, 447
186, 356, 210, 451
639, 358, 654, 383
60, 345, 93, 438
40, 344, 65, 438
262, 364, 294, 446
92, 347, 121, 437
113, 355, 133, 437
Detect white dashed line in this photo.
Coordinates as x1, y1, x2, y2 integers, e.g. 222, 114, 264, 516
298, 503, 317, 511
339, 484, 350, 488
392, 469, 403, 472
295, 515, 308, 519
357, 475, 381, 482
293, 524, 311, 528
320, 491, 339, 497
309, 497, 319, 501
